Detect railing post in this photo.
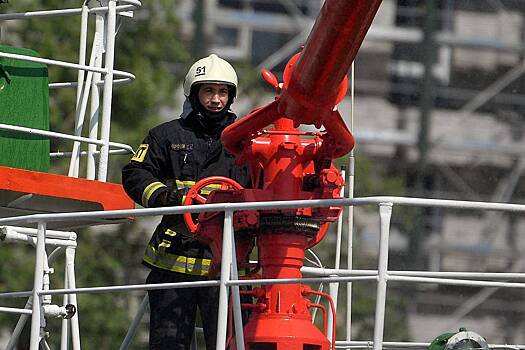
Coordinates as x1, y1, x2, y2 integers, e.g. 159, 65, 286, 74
68, 4, 89, 177
328, 170, 346, 344
216, 210, 234, 350
97, 0, 117, 181
65, 244, 81, 350
29, 222, 47, 350
5, 297, 32, 350
60, 261, 69, 350
119, 295, 149, 350
373, 203, 393, 350
87, 11, 105, 180
346, 153, 356, 345
230, 227, 245, 350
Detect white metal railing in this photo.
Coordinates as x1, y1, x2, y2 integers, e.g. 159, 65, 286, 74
0, 2, 141, 21
0, 226, 79, 350
0, 2, 139, 348
0, 123, 134, 154
1, 196, 525, 350
0, 1, 140, 181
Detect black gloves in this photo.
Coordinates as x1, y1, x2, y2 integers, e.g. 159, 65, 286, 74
150, 188, 183, 208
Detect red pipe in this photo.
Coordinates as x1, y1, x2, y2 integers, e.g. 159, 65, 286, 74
305, 289, 338, 349
222, 99, 279, 157
309, 303, 328, 338
317, 110, 355, 160
282, 0, 382, 107
279, 0, 382, 123
222, 0, 382, 158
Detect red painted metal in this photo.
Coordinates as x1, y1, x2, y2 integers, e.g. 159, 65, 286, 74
182, 176, 244, 234
0, 165, 134, 212
279, 0, 383, 125
189, 0, 382, 348
0, 166, 135, 229
222, 0, 383, 160
182, 176, 255, 277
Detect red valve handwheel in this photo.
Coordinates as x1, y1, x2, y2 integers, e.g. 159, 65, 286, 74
183, 176, 244, 234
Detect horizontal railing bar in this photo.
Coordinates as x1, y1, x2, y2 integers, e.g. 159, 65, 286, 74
301, 266, 525, 280
0, 51, 107, 74
0, 278, 375, 299
90, 2, 141, 15
4, 272, 521, 299
1, 226, 75, 240
388, 275, 525, 289
110, 69, 136, 81
49, 77, 134, 89
227, 274, 525, 288
0, 123, 134, 153
0, 306, 32, 315
50, 148, 131, 159
4, 266, 521, 298
0, 7, 84, 20
0, 2, 141, 21
0, 291, 31, 299
40, 280, 220, 296
2, 196, 525, 226
1, 226, 77, 246
0, 52, 135, 81
335, 341, 430, 349
226, 276, 377, 286
335, 341, 525, 350
1, 235, 77, 248
0, 280, 219, 299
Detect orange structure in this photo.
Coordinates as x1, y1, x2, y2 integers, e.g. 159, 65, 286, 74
0, 166, 134, 228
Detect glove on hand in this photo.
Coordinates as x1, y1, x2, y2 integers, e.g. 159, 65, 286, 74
151, 188, 183, 207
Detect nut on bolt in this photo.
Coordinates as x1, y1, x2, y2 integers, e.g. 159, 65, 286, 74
65, 304, 76, 319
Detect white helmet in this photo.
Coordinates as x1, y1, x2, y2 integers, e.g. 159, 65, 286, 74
183, 54, 238, 98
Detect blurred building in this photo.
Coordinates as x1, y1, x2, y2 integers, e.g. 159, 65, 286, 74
175, 0, 525, 344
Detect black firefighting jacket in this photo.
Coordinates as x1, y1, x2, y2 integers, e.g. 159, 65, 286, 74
122, 107, 250, 276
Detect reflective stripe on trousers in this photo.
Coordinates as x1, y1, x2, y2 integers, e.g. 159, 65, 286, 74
143, 244, 211, 276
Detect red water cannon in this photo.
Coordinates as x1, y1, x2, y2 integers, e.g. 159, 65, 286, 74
183, 1, 382, 348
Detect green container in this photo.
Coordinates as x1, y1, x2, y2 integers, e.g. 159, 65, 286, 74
0, 45, 50, 172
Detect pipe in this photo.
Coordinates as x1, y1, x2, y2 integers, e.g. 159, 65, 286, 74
222, 100, 279, 156
278, 0, 382, 122
222, 0, 381, 158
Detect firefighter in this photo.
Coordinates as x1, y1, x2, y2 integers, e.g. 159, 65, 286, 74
122, 54, 251, 350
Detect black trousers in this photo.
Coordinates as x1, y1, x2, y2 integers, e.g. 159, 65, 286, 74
146, 269, 219, 350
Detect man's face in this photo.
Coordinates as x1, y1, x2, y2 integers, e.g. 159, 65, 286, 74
198, 83, 229, 113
